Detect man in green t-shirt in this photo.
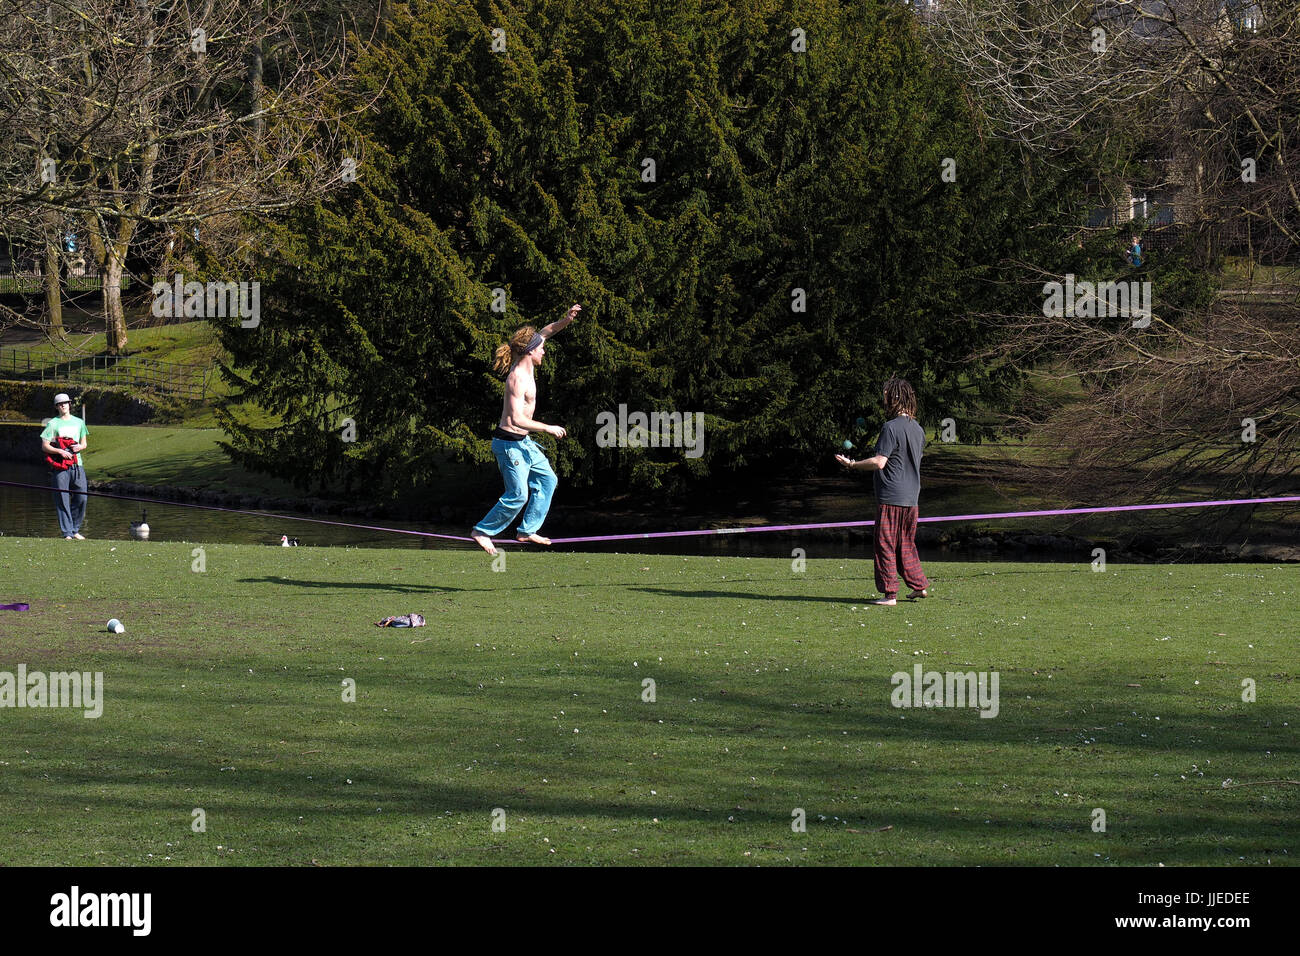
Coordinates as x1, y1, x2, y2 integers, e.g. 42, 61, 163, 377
39, 393, 89, 539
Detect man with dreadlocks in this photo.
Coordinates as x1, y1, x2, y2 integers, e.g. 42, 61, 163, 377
835, 377, 932, 605
471, 304, 581, 555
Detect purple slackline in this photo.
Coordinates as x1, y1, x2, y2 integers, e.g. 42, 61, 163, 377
548, 496, 1300, 543
2, 478, 1298, 546
0, 603, 30, 611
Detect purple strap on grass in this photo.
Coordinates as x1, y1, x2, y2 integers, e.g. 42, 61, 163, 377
1, 479, 1297, 546
1, 603, 30, 611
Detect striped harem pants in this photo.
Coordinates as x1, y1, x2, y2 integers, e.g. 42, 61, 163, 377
874, 503, 930, 598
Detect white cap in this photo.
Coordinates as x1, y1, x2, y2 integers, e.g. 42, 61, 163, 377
54, 393, 72, 405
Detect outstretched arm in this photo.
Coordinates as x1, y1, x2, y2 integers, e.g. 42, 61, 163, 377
836, 453, 888, 472
538, 303, 581, 340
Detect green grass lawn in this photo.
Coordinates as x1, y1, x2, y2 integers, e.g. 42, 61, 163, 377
0, 540, 1294, 866
0, 320, 276, 427
0, 320, 221, 369
81, 425, 300, 497
77, 425, 479, 504
1220, 257, 1300, 289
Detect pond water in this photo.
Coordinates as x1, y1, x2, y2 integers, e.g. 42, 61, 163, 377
0, 460, 463, 550
0, 458, 1056, 562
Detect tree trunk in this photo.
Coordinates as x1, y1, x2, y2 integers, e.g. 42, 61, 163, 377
43, 233, 63, 337
103, 253, 127, 354
248, 28, 264, 138
41, 3, 62, 338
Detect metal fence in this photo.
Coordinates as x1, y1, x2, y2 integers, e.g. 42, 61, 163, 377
0, 272, 131, 294
0, 347, 213, 401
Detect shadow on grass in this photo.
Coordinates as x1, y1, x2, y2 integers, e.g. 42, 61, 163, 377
9, 762, 1294, 849
6, 739, 1295, 868
2, 664, 1295, 863
237, 575, 470, 593
622, 563, 1157, 603
234, 574, 883, 596
629, 586, 901, 604
12, 664, 1297, 763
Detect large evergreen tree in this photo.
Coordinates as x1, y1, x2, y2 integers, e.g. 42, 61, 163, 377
217, 0, 1074, 504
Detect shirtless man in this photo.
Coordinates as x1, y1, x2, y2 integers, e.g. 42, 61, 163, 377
471, 304, 581, 555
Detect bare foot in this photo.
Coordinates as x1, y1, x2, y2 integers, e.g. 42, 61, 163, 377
517, 533, 551, 545
870, 597, 897, 606
471, 531, 497, 556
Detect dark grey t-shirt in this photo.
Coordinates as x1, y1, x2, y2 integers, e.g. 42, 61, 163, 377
873, 415, 925, 507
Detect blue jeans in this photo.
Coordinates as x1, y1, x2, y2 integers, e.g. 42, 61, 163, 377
473, 436, 558, 537
51, 465, 87, 536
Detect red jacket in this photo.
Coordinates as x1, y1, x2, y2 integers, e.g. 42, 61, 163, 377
46, 435, 79, 470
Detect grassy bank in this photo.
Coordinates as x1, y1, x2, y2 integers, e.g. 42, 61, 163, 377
0, 319, 221, 370
0, 423, 301, 500
0, 540, 1294, 865
80, 425, 299, 497
0, 320, 269, 428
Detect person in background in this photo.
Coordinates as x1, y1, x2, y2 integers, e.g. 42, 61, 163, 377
1127, 235, 1143, 267
40, 393, 89, 540
835, 378, 931, 605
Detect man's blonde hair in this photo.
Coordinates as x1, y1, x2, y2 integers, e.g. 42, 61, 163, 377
492, 325, 537, 377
